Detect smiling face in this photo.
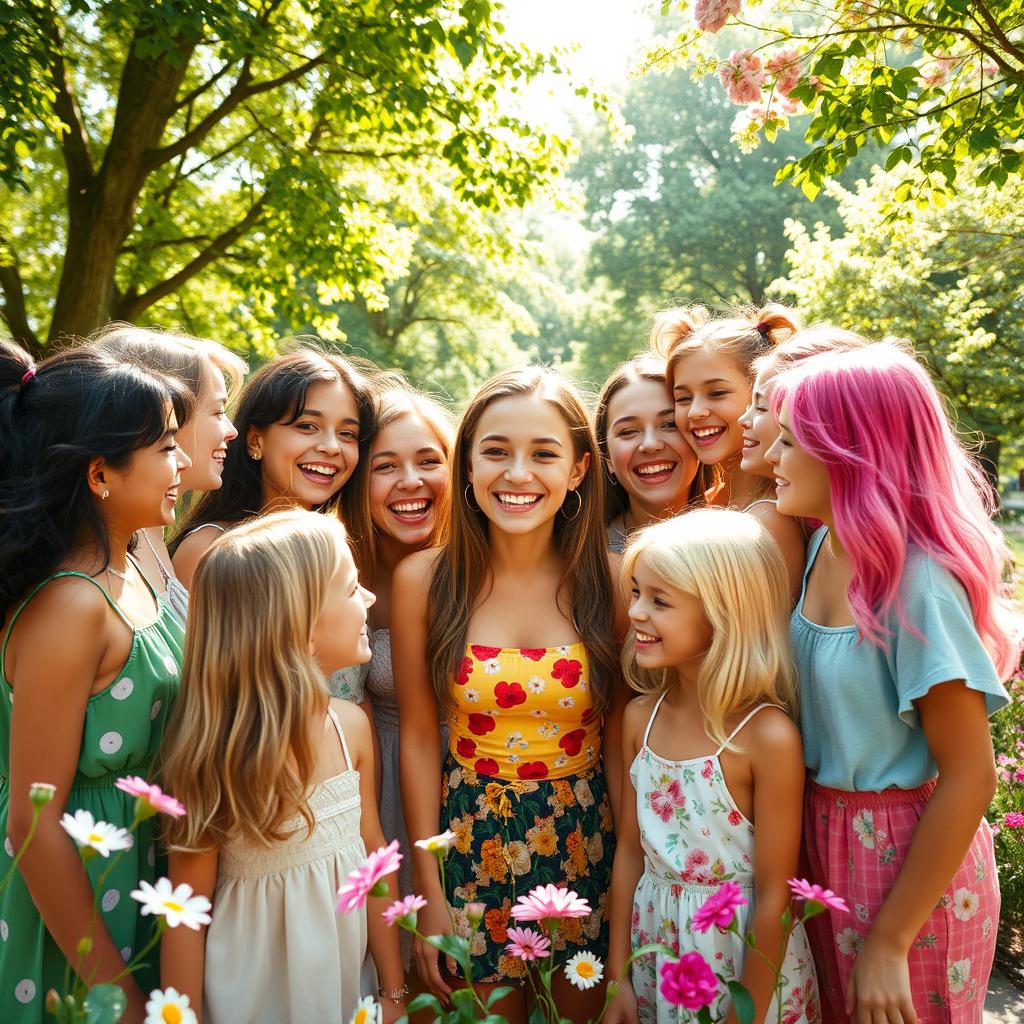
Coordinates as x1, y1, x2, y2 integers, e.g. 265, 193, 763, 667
764, 399, 833, 521
628, 554, 712, 675
309, 542, 376, 673
467, 393, 589, 535
179, 366, 239, 493
672, 348, 752, 466
369, 412, 450, 550
247, 379, 361, 511
738, 368, 781, 479
605, 377, 698, 520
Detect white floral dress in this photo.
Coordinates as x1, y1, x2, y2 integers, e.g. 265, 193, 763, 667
630, 696, 819, 1024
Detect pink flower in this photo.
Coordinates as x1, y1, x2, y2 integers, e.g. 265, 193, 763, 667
511, 884, 592, 922
693, 0, 741, 33
692, 881, 747, 933
649, 779, 686, 823
766, 47, 802, 96
1004, 811, 1024, 828
115, 776, 185, 819
381, 893, 427, 927
788, 877, 849, 913
718, 50, 768, 105
337, 840, 402, 914
659, 952, 719, 1010
505, 926, 551, 961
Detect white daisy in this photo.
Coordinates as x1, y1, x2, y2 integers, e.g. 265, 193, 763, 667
527, 676, 546, 694
558, 696, 576, 709
947, 958, 972, 994
835, 927, 862, 956
509, 754, 521, 764
564, 950, 604, 990
554, 755, 568, 768
414, 830, 456, 855
60, 810, 132, 859
952, 887, 979, 921
505, 731, 524, 750
555, 645, 571, 656
464, 688, 480, 703
349, 996, 382, 1024
130, 878, 212, 930
851, 810, 876, 849
145, 987, 198, 1024
483, 658, 501, 675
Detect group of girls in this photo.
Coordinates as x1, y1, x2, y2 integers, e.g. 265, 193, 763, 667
0, 302, 1017, 1024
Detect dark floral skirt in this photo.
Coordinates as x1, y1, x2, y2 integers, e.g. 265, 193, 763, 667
439, 754, 614, 984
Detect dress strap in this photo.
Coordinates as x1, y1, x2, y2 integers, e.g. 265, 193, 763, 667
326, 706, 352, 772
179, 522, 227, 542
641, 691, 669, 748
139, 529, 172, 587
714, 703, 786, 756
796, 527, 829, 614
742, 498, 777, 512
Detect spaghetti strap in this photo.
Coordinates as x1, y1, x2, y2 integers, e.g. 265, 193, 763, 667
796, 526, 829, 613
139, 529, 173, 587
714, 703, 785, 756
326, 706, 352, 772
642, 692, 669, 748
742, 498, 777, 513
179, 522, 227, 542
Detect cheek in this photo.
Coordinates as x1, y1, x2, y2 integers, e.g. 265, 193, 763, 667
427, 468, 450, 500
607, 439, 632, 475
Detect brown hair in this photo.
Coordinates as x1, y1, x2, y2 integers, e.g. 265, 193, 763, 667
427, 368, 619, 714
753, 324, 871, 380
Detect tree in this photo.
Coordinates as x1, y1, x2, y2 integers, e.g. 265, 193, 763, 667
652, 0, 1024, 204
0, 0, 569, 355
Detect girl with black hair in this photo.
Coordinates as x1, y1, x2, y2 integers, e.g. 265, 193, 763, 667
0, 340, 190, 1022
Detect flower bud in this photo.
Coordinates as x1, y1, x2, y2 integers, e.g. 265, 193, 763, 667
465, 902, 486, 928
45, 989, 60, 1015
76, 935, 92, 960
29, 782, 56, 809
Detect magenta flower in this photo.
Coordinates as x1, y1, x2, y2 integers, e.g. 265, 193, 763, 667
510, 884, 591, 922
382, 893, 427, 927
1004, 811, 1024, 828
115, 776, 186, 819
337, 840, 402, 914
692, 881, 747, 933
505, 926, 551, 961
659, 952, 718, 1010
788, 878, 849, 913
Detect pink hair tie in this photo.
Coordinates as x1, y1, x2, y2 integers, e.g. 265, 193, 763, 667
20, 367, 36, 385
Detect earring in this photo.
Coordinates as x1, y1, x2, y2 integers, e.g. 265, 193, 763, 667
250, 450, 262, 461
463, 484, 481, 512
101, 489, 110, 501
560, 488, 583, 521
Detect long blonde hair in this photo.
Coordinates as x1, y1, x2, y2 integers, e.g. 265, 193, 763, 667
160, 509, 348, 852
621, 509, 797, 749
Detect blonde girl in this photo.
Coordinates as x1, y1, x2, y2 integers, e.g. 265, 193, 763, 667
607, 510, 818, 1024
159, 509, 405, 1023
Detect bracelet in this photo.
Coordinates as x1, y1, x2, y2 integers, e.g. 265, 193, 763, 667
378, 984, 409, 1004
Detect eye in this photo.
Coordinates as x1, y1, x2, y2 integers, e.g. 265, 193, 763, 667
616, 428, 638, 439
339, 430, 358, 441
710, 390, 729, 399
755, 404, 768, 414
630, 587, 640, 599
654, 597, 669, 608
163, 443, 179, 453
374, 462, 397, 473
535, 450, 557, 459
660, 420, 677, 431
674, 395, 692, 405
483, 446, 506, 457
422, 458, 443, 468
296, 422, 317, 432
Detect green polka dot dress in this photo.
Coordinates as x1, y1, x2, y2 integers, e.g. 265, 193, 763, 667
0, 571, 183, 1022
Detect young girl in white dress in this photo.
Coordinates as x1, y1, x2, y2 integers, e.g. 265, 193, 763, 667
159, 509, 406, 1023
607, 510, 818, 1024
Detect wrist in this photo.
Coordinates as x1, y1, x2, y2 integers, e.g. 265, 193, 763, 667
378, 982, 410, 1005
865, 918, 914, 956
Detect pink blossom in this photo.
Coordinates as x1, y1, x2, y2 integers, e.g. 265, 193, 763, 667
766, 47, 802, 96
381, 893, 427, 927
693, 0, 741, 33
718, 50, 768, 105
115, 776, 186, 819
511, 883, 592, 922
337, 840, 402, 914
1004, 811, 1024, 828
788, 877, 849, 913
505, 926, 551, 961
659, 952, 719, 1010
692, 881, 748, 933
649, 779, 686, 823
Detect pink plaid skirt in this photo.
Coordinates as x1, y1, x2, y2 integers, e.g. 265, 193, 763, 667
804, 781, 998, 1024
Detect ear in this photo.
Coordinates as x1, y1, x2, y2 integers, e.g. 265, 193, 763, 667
86, 457, 108, 499
246, 425, 263, 459
569, 451, 591, 490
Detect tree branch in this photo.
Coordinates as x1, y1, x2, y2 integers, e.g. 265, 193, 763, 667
0, 240, 42, 356
970, 1, 1024, 66
121, 234, 214, 254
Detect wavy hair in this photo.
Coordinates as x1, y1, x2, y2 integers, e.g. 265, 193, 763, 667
160, 509, 349, 851
427, 367, 619, 714
753, 324, 870, 381
773, 341, 1021, 677
621, 509, 797, 749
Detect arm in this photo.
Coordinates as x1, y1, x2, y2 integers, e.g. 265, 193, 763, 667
6, 582, 148, 1021
391, 551, 452, 998
735, 711, 806, 1024
747, 504, 806, 602
161, 848, 218, 1021
170, 525, 222, 589
604, 550, 631, 820
849, 681, 997, 1024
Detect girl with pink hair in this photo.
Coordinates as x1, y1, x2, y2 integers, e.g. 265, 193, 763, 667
765, 340, 1019, 1024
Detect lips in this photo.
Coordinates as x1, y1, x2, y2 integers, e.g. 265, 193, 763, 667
634, 629, 661, 648
631, 461, 677, 485
690, 425, 727, 448
298, 462, 340, 486
388, 497, 433, 524
494, 492, 542, 512
741, 435, 759, 450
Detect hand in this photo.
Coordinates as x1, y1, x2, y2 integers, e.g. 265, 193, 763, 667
413, 898, 456, 1003
380, 997, 407, 1024
604, 979, 639, 1024
847, 935, 917, 1024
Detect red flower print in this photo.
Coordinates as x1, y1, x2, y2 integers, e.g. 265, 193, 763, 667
559, 729, 587, 757
468, 713, 497, 736
457, 657, 473, 685
471, 645, 503, 661
681, 848, 714, 884
551, 658, 582, 688
457, 738, 477, 759
727, 809, 742, 826
580, 707, 597, 725
494, 681, 527, 709
649, 779, 686, 822
475, 758, 499, 776
517, 761, 549, 780
701, 759, 714, 779
519, 648, 546, 661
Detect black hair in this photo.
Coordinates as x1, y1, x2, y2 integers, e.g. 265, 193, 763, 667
0, 340, 186, 615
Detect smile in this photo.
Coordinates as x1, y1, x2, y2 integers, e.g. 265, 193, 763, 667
388, 498, 433, 522
691, 426, 726, 447
495, 492, 542, 510
298, 463, 339, 484
634, 630, 661, 647
632, 461, 676, 483
741, 435, 759, 449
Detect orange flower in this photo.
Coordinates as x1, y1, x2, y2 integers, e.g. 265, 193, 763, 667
451, 813, 475, 855
559, 916, 584, 944
525, 816, 558, 857
485, 903, 511, 943
480, 837, 508, 883
497, 954, 528, 979
565, 828, 589, 878
552, 780, 576, 806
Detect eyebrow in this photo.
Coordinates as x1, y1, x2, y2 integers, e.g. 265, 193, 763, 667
629, 576, 670, 594
372, 446, 443, 459
479, 434, 564, 447
299, 408, 360, 426
162, 426, 178, 439
778, 419, 792, 432
611, 411, 673, 427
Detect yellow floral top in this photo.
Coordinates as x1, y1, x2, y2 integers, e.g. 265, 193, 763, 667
448, 643, 601, 781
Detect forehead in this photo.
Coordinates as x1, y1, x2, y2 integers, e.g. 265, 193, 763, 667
607, 377, 672, 422
303, 378, 358, 416
372, 412, 445, 454
473, 393, 572, 444
751, 367, 778, 396
672, 347, 748, 388
202, 364, 228, 400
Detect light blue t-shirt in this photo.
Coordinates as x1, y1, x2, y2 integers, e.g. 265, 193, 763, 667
792, 528, 1008, 791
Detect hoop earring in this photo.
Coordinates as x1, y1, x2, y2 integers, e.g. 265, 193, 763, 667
560, 488, 582, 521
464, 484, 481, 512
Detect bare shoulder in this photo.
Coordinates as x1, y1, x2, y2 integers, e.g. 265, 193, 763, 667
330, 697, 373, 761
742, 705, 803, 758
171, 523, 227, 586
12, 574, 109, 647
607, 549, 624, 577
748, 503, 803, 545
393, 545, 443, 596
622, 691, 659, 737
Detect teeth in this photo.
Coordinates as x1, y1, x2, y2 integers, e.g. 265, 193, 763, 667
635, 631, 659, 643
692, 427, 724, 438
300, 464, 337, 477
636, 463, 674, 476
498, 494, 540, 506
392, 500, 429, 513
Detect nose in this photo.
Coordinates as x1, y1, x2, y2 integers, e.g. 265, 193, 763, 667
398, 461, 422, 489
504, 456, 532, 485
223, 416, 239, 443
176, 446, 192, 471
316, 430, 341, 454
738, 403, 754, 429
638, 425, 662, 452
688, 395, 709, 421
764, 435, 782, 466
360, 584, 376, 608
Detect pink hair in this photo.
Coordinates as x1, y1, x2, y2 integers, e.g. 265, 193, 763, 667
774, 341, 1020, 678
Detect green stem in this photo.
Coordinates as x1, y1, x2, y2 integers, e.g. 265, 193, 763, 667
110, 918, 166, 984
0, 802, 41, 890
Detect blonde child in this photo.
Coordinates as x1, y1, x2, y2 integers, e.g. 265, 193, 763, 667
159, 509, 406, 1023
607, 510, 818, 1024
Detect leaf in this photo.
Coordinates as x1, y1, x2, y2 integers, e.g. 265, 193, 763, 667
426, 932, 472, 972
407, 992, 442, 1014
727, 980, 756, 1024
83, 984, 127, 1024
801, 177, 821, 202
486, 987, 517, 1007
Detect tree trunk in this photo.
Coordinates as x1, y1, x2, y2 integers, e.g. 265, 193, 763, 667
977, 432, 1002, 509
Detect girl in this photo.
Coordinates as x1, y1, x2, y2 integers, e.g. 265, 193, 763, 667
595, 354, 702, 554
159, 509, 406, 1023
346, 385, 453, 968
606, 510, 817, 1024
171, 345, 375, 702
766, 341, 1018, 1024
659, 305, 805, 592
92, 323, 247, 622
0, 342, 189, 1023
394, 368, 623, 1023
